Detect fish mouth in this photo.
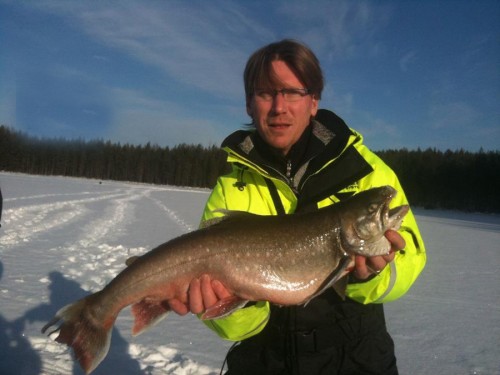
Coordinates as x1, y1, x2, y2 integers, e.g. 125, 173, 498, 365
384, 204, 409, 230
341, 186, 410, 255
355, 187, 408, 239
381, 188, 409, 231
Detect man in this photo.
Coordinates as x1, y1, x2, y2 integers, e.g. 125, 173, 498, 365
168, 39, 426, 374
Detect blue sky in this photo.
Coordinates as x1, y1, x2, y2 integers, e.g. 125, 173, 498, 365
1, 0, 499, 151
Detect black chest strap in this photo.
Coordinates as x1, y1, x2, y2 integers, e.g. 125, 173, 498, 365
264, 177, 286, 216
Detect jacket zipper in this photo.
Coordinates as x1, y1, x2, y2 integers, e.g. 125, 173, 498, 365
227, 149, 297, 192
286, 160, 292, 179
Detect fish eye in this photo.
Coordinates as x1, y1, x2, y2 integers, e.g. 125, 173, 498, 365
368, 203, 379, 213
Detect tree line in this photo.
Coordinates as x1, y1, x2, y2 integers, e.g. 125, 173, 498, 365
0, 125, 229, 188
1, 125, 499, 213
377, 148, 499, 213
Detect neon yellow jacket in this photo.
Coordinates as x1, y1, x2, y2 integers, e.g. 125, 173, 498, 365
201, 109, 426, 341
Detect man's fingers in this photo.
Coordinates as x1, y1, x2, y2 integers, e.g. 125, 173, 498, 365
385, 229, 406, 251
200, 274, 218, 308
169, 276, 232, 316
211, 279, 232, 300
366, 256, 390, 273
167, 299, 189, 316
381, 251, 396, 263
188, 278, 204, 314
354, 255, 392, 280
354, 255, 370, 279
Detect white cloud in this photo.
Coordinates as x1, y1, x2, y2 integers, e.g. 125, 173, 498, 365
321, 83, 354, 115
276, 0, 392, 60
429, 101, 480, 130
105, 87, 226, 147
357, 115, 400, 139
32, 1, 274, 98
92, 55, 110, 63
399, 50, 417, 72
21, 0, 395, 116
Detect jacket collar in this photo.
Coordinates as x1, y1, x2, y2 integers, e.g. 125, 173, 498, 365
221, 109, 353, 179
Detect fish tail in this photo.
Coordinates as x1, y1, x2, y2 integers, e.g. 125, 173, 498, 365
131, 298, 170, 336
42, 293, 114, 374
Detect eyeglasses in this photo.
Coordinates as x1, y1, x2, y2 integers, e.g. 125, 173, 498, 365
253, 88, 311, 102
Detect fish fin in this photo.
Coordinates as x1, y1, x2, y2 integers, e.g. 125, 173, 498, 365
201, 210, 261, 228
213, 209, 261, 220
125, 255, 140, 266
303, 255, 354, 305
131, 298, 170, 336
200, 216, 226, 228
201, 296, 248, 320
41, 294, 113, 375
332, 276, 349, 300
200, 209, 238, 228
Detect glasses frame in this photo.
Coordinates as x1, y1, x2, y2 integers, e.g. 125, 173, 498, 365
253, 88, 311, 102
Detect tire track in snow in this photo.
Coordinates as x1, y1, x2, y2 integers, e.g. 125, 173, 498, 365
1, 190, 130, 247
146, 192, 194, 233
33, 186, 220, 374
58, 187, 159, 292
0, 175, 225, 375
4, 190, 106, 202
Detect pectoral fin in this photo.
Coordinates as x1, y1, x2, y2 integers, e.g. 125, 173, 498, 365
332, 276, 349, 300
201, 296, 249, 320
303, 255, 353, 305
125, 255, 140, 266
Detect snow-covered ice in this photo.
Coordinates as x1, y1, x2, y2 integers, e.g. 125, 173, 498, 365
0, 172, 499, 375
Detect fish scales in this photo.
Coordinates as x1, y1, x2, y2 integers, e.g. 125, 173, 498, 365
106, 210, 341, 308
117, 212, 343, 304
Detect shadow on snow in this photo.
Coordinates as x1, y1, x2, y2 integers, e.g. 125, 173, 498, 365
0, 261, 143, 375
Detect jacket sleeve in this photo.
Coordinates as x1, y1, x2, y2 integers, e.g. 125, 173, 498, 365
198, 175, 272, 341
345, 146, 427, 304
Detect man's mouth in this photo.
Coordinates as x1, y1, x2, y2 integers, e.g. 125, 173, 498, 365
269, 123, 291, 129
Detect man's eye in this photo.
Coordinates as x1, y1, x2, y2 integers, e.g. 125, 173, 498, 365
256, 90, 272, 98
283, 89, 302, 98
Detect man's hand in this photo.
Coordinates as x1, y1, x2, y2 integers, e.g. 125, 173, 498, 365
353, 229, 406, 280
167, 274, 232, 315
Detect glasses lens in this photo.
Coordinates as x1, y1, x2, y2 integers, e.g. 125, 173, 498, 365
254, 90, 273, 101
283, 89, 305, 102
254, 88, 309, 102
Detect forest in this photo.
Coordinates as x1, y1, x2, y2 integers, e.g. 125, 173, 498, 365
1, 125, 499, 213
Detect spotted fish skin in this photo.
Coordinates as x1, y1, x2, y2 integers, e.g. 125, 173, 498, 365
42, 185, 408, 374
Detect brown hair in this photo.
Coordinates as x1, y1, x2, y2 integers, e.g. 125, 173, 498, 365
244, 39, 324, 101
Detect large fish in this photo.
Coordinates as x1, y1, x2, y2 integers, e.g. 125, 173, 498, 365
42, 185, 409, 374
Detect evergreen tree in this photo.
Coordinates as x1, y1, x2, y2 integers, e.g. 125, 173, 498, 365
1, 125, 498, 212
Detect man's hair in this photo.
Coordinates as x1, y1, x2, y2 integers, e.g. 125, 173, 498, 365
244, 39, 324, 101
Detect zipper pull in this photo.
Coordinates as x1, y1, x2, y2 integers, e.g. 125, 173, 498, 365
286, 160, 292, 179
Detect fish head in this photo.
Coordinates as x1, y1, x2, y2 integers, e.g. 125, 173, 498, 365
339, 186, 409, 256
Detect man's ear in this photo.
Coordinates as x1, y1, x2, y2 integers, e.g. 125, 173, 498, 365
246, 97, 253, 117
310, 96, 319, 117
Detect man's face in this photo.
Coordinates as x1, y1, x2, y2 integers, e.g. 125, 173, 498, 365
246, 60, 318, 156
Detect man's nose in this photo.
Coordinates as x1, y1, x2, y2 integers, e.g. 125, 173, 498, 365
271, 92, 287, 113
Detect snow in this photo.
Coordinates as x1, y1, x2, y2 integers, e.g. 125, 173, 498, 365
1, 172, 499, 375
